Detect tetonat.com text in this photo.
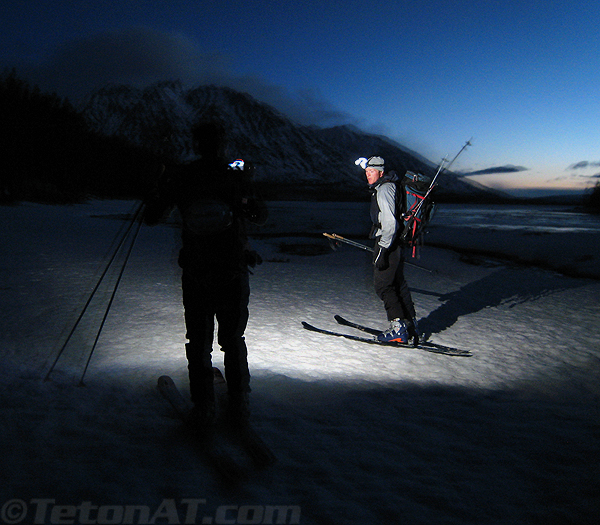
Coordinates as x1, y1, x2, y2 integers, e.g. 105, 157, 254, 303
0, 498, 301, 524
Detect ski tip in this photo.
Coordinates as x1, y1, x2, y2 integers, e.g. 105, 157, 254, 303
212, 367, 226, 385
301, 321, 323, 333
302, 321, 322, 332
418, 344, 472, 357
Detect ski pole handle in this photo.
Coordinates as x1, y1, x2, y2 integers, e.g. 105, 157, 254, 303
323, 233, 434, 273
323, 233, 374, 252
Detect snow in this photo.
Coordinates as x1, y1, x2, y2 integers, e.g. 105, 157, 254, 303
1, 200, 599, 525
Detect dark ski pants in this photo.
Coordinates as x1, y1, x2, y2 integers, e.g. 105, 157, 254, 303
373, 244, 416, 322
182, 271, 251, 408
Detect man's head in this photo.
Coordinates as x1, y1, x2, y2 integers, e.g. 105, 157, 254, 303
191, 121, 226, 160
365, 156, 384, 185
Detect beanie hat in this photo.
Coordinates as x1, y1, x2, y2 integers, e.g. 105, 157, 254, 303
366, 156, 385, 171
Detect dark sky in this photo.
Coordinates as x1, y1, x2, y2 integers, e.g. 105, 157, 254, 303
3, 0, 599, 195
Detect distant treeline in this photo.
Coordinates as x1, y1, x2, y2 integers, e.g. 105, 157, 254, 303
587, 182, 600, 213
0, 70, 160, 203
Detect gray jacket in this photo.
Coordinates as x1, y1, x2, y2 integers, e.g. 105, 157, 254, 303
369, 171, 399, 250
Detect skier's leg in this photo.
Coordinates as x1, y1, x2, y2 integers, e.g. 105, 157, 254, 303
181, 274, 216, 417
394, 251, 419, 341
216, 273, 251, 421
395, 249, 416, 320
374, 244, 407, 321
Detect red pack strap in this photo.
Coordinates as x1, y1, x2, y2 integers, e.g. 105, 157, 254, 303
411, 218, 418, 257
406, 190, 425, 213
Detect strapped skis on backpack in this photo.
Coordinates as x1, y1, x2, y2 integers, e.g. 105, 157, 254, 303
400, 138, 472, 257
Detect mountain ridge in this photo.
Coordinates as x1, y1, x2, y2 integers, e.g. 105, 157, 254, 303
80, 81, 500, 201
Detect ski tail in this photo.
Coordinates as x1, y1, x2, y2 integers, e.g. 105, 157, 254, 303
212, 368, 277, 468
334, 315, 380, 336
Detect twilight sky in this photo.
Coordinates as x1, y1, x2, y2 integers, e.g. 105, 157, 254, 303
3, 0, 599, 196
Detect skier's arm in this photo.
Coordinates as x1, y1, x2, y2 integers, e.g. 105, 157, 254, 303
376, 183, 398, 249
143, 165, 176, 225
241, 196, 269, 226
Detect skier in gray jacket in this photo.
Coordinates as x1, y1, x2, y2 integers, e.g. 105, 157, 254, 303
364, 156, 418, 343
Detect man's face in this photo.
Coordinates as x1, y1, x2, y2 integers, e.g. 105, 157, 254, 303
365, 167, 383, 185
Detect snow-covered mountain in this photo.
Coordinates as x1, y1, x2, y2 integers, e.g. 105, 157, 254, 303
80, 82, 497, 200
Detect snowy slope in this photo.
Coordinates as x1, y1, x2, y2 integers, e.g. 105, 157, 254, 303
1, 200, 598, 525
80, 83, 493, 200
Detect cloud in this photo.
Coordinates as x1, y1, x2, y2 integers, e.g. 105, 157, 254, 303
19, 27, 230, 101
13, 26, 353, 128
461, 165, 528, 176
567, 161, 600, 170
549, 161, 600, 183
219, 75, 357, 127
547, 173, 600, 184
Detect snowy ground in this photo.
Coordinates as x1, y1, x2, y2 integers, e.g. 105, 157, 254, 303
1, 200, 599, 525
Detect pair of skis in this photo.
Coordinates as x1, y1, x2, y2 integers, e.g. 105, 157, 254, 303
158, 369, 276, 482
303, 315, 471, 357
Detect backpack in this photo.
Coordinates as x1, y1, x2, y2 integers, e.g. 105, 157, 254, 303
398, 171, 436, 256
177, 161, 236, 236
180, 198, 234, 236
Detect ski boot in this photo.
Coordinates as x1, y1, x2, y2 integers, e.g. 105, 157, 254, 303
407, 317, 420, 345
377, 318, 409, 343
186, 400, 216, 442
227, 392, 250, 426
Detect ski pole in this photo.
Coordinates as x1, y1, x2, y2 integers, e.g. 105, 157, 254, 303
324, 232, 373, 252
446, 137, 473, 172
411, 138, 472, 219
323, 233, 433, 273
44, 200, 145, 382
78, 204, 144, 386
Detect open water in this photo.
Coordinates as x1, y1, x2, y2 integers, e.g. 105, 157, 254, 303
432, 204, 600, 233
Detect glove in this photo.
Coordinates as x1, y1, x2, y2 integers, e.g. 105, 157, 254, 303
242, 197, 269, 225
373, 245, 389, 270
244, 250, 263, 268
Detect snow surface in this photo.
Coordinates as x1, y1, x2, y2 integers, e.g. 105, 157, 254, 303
1, 200, 599, 525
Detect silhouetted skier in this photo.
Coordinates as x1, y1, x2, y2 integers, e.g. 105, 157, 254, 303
145, 121, 267, 437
